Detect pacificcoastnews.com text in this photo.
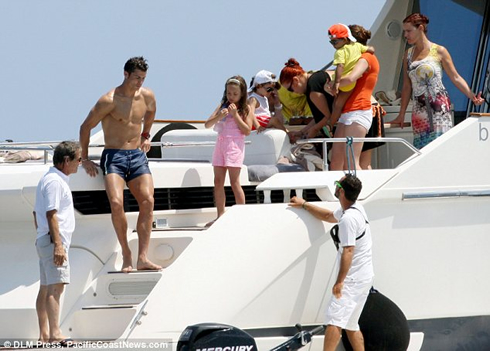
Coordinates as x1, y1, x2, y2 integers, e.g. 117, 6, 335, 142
2, 340, 171, 350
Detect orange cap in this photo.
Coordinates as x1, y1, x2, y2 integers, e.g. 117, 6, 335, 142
328, 23, 357, 42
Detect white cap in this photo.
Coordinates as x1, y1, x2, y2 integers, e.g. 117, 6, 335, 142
248, 70, 277, 92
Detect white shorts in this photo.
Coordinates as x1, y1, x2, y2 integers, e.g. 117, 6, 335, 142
338, 109, 372, 132
324, 277, 373, 331
36, 234, 70, 285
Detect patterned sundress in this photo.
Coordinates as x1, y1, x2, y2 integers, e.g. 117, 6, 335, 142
407, 43, 452, 149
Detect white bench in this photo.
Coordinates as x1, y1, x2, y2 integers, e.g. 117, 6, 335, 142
160, 129, 292, 166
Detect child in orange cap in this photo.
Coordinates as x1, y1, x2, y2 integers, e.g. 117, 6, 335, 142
328, 23, 374, 93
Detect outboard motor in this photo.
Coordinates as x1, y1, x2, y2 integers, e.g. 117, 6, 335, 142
177, 323, 257, 351
177, 322, 324, 351
177, 290, 409, 351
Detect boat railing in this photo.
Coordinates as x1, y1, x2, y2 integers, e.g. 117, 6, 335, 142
0, 142, 56, 164
0, 141, 107, 165
0, 140, 231, 164
160, 141, 251, 148
0, 140, 246, 164
296, 137, 421, 170
0, 137, 419, 169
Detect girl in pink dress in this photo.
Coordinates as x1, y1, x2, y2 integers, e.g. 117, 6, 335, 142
205, 76, 254, 223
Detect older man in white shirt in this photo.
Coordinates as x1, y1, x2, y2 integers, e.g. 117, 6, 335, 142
33, 141, 80, 346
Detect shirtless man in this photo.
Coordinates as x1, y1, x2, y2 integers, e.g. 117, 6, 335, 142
80, 56, 162, 272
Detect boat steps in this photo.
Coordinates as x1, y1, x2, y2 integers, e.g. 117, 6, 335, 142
150, 226, 207, 231
90, 271, 162, 303
68, 301, 148, 340
62, 270, 162, 340
82, 303, 137, 310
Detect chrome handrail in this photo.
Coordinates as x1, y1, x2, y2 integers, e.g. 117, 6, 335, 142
0, 142, 104, 165
0, 141, 239, 164
1, 137, 418, 169
0, 144, 55, 165
0, 140, 225, 164
403, 189, 490, 200
296, 137, 421, 170
0, 141, 63, 147
160, 141, 251, 148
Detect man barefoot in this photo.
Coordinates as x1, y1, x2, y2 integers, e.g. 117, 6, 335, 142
34, 141, 81, 343
80, 56, 162, 272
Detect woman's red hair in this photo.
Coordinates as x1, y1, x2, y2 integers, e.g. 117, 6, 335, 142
279, 58, 305, 85
403, 13, 429, 33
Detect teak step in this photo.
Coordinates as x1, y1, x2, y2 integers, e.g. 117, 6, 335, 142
82, 304, 136, 310
107, 269, 162, 274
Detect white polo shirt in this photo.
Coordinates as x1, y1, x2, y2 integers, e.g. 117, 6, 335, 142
34, 167, 75, 247
333, 203, 374, 282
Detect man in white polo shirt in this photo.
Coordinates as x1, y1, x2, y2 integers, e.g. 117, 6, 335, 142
289, 174, 374, 351
33, 141, 81, 345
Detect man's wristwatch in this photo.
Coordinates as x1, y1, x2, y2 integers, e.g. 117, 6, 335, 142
141, 132, 151, 140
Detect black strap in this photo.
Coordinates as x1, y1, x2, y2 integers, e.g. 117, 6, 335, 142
356, 231, 366, 241
348, 206, 369, 224
329, 206, 368, 250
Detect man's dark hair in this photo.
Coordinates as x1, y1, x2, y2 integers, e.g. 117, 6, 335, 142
340, 174, 362, 202
53, 141, 80, 166
124, 56, 149, 74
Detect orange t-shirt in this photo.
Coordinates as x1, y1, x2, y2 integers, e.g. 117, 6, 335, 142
342, 53, 379, 113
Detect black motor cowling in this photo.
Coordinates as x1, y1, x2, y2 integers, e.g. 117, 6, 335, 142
177, 323, 257, 351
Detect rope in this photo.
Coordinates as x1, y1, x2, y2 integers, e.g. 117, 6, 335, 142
345, 136, 356, 176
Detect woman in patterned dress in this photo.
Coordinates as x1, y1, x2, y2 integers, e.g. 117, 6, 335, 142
389, 13, 484, 149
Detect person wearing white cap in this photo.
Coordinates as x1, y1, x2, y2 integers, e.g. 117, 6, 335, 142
247, 70, 288, 135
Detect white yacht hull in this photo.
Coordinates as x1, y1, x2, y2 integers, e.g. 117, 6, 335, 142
1, 117, 490, 350
2, 0, 490, 348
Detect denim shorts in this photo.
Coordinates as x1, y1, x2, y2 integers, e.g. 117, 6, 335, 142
100, 148, 151, 182
36, 235, 70, 286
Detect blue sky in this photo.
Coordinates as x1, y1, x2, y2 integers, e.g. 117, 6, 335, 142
0, 0, 385, 142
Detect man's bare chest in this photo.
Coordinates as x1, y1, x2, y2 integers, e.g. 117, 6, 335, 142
111, 97, 148, 122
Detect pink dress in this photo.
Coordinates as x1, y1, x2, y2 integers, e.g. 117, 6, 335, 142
212, 113, 246, 168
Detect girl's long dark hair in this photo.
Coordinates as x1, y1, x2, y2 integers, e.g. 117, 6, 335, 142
220, 75, 250, 117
